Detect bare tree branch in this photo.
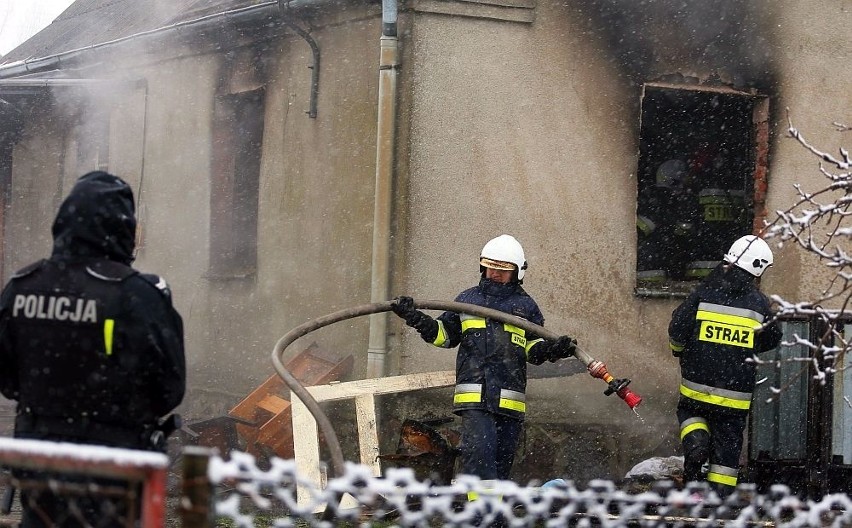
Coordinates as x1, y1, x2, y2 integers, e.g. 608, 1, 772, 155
762, 114, 852, 388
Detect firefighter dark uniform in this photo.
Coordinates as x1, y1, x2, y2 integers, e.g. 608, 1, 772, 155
637, 159, 701, 283
391, 235, 576, 482
686, 188, 747, 279
669, 254, 781, 496
0, 171, 185, 527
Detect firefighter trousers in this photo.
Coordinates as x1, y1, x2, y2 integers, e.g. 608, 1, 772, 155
677, 400, 747, 495
459, 409, 523, 480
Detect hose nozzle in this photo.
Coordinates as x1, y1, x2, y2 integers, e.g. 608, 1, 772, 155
586, 360, 643, 409
616, 383, 643, 409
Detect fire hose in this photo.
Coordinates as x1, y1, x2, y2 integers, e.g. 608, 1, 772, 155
271, 299, 643, 482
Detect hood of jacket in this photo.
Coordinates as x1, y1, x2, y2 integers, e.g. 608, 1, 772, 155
51, 171, 136, 265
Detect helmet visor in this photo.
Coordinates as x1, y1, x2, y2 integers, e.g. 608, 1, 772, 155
480, 257, 516, 271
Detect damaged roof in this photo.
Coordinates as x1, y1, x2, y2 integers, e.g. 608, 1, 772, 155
0, 0, 270, 66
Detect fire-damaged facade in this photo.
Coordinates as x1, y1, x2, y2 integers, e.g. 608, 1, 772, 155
0, 0, 849, 491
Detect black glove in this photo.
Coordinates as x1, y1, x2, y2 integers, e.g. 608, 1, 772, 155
547, 335, 577, 362
391, 296, 417, 319
391, 296, 438, 342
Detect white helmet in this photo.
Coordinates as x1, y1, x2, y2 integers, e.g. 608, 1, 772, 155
480, 234, 527, 281
724, 235, 773, 277
655, 159, 688, 188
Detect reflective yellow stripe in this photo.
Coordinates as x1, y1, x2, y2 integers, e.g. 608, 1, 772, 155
669, 340, 684, 353
467, 481, 501, 502
695, 306, 761, 349
707, 471, 738, 487
454, 393, 482, 404
499, 398, 526, 413
637, 215, 656, 235
503, 323, 525, 337
433, 321, 448, 347
680, 384, 751, 410
104, 319, 114, 356
461, 318, 486, 332
696, 309, 762, 329
526, 338, 545, 357
680, 420, 709, 440
504, 323, 526, 348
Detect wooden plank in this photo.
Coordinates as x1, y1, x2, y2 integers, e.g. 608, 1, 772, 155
291, 370, 458, 509
291, 396, 321, 509
306, 371, 456, 402
354, 394, 381, 476
255, 394, 289, 415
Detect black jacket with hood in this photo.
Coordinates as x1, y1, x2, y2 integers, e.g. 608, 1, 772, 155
0, 171, 186, 451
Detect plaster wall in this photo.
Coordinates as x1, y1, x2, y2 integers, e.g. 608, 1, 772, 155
396, 1, 679, 472
760, 1, 852, 307
393, 0, 851, 479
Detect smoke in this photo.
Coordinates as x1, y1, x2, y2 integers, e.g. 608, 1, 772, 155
575, 0, 778, 91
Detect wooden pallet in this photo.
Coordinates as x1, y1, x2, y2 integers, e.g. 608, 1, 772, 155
228, 342, 353, 459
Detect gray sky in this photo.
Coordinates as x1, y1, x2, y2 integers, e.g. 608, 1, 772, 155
0, 0, 75, 56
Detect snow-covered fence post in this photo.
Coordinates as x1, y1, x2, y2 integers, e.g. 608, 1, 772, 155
180, 446, 216, 528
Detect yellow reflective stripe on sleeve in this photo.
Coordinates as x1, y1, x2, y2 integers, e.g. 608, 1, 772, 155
525, 338, 545, 357
104, 319, 115, 356
670, 340, 684, 353
679, 383, 751, 410
432, 320, 448, 347
461, 318, 486, 332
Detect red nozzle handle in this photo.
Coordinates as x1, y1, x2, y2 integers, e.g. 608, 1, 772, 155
617, 386, 643, 409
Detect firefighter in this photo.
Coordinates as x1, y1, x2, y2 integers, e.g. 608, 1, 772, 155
391, 234, 577, 483
0, 171, 186, 527
669, 235, 782, 497
637, 159, 698, 283
684, 149, 749, 279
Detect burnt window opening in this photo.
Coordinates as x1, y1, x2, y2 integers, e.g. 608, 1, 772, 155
635, 83, 769, 297
209, 87, 265, 279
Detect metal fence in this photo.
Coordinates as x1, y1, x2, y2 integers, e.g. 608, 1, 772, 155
198, 449, 852, 528
3, 439, 852, 527
0, 437, 169, 528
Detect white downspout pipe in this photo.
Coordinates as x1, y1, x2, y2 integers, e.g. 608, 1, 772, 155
366, 0, 399, 379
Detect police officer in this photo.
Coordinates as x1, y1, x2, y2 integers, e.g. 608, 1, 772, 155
669, 235, 782, 497
0, 171, 186, 526
391, 234, 577, 483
